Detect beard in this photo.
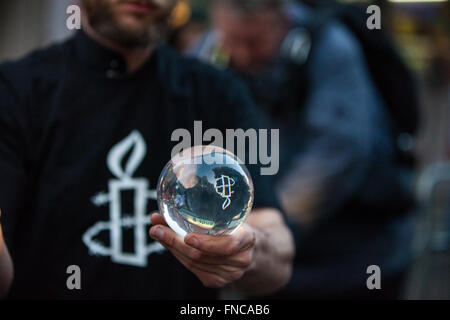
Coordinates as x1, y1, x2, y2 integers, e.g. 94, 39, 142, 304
81, 0, 175, 48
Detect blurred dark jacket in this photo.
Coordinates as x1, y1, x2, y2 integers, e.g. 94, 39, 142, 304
192, 2, 415, 297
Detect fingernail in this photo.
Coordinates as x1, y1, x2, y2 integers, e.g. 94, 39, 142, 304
186, 236, 198, 247
151, 227, 164, 240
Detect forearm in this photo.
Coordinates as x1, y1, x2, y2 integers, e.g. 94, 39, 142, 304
233, 208, 295, 296
0, 238, 13, 299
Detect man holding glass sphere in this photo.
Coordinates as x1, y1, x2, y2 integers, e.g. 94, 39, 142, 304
0, 0, 294, 299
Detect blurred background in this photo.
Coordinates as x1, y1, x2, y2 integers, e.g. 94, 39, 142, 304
0, 0, 448, 299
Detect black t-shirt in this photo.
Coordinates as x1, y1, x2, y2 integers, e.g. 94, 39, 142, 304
0, 31, 278, 299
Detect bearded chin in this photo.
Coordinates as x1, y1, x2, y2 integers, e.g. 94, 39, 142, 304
94, 21, 152, 48
86, 4, 171, 49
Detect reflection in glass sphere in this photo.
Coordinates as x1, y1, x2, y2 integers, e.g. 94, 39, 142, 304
157, 146, 254, 237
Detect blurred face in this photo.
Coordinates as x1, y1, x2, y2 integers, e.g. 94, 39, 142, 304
81, 0, 176, 48
212, 5, 288, 74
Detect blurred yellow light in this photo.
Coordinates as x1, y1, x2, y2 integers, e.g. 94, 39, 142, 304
388, 0, 448, 3
169, 0, 191, 30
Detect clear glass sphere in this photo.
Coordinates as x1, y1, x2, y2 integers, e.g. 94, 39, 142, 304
157, 146, 254, 237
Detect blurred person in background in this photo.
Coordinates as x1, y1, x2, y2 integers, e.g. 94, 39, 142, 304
194, 0, 419, 299
0, 0, 294, 299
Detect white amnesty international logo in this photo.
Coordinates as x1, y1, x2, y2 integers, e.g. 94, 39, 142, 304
214, 175, 235, 210
82, 130, 165, 268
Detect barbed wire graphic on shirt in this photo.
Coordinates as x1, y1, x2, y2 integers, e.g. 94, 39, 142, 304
82, 130, 164, 268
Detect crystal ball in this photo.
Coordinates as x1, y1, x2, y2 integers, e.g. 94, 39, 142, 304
157, 146, 254, 237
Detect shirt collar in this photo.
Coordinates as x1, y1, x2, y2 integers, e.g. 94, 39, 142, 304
73, 29, 156, 79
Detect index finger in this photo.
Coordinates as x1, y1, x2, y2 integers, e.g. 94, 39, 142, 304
150, 212, 169, 227
184, 225, 256, 256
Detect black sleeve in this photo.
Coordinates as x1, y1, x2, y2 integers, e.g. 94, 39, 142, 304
0, 71, 29, 246
208, 72, 282, 213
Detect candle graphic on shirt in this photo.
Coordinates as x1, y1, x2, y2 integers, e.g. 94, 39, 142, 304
83, 131, 164, 268
214, 175, 235, 210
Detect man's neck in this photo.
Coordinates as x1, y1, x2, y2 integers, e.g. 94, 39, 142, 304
82, 22, 154, 74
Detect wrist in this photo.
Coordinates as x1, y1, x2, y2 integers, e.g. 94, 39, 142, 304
241, 224, 266, 276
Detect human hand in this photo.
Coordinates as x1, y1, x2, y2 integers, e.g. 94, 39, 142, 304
149, 213, 256, 288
